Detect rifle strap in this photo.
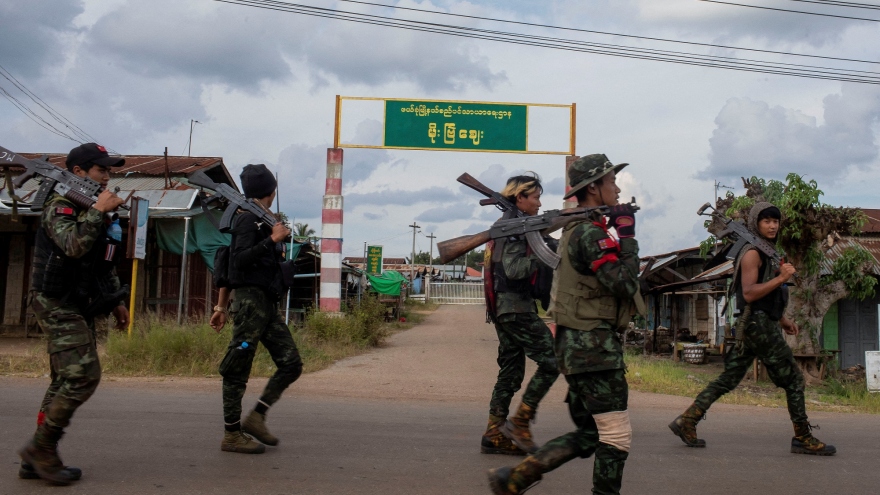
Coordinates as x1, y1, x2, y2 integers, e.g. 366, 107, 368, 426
198, 192, 222, 230
3, 169, 24, 220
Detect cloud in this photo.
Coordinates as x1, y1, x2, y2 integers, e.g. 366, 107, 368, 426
346, 186, 456, 208
417, 202, 476, 222
342, 120, 394, 184
274, 142, 331, 219
86, 1, 296, 90
0, 2, 83, 78
698, 85, 880, 184
304, 10, 507, 92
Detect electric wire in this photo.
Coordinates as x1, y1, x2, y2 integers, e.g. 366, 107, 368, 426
701, 0, 880, 21
213, 0, 880, 84
0, 84, 78, 141
336, 0, 880, 65
0, 64, 108, 148
788, 0, 880, 10
0, 64, 117, 152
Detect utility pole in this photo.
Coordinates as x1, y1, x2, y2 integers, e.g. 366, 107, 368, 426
409, 222, 421, 291
426, 232, 436, 302
188, 119, 201, 157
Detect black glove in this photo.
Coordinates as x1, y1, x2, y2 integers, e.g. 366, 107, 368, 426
608, 204, 636, 238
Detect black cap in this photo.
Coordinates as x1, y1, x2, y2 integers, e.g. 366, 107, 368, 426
66, 143, 125, 171
240, 164, 277, 199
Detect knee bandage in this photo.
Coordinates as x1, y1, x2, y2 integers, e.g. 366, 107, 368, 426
593, 410, 632, 452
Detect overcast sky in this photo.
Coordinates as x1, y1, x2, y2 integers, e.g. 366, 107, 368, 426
2, 0, 879, 260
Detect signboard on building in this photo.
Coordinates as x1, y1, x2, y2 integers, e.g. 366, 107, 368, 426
366, 245, 383, 275
127, 197, 150, 259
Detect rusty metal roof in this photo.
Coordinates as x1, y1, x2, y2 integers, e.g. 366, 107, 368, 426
16, 153, 223, 176
820, 236, 880, 276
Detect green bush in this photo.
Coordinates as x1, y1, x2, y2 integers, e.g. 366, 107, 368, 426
301, 295, 388, 347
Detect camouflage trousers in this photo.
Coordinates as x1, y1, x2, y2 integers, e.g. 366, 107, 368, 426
527, 369, 630, 495
30, 292, 102, 429
489, 312, 559, 418
220, 287, 303, 424
695, 311, 807, 422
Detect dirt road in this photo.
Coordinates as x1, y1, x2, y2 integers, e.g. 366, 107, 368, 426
2, 305, 878, 494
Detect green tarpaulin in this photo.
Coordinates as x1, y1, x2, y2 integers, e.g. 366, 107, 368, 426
366, 270, 407, 296
155, 211, 305, 273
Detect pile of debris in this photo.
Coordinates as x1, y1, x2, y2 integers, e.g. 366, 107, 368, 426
838, 364, 866, 383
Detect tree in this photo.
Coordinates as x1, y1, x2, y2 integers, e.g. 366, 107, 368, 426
413, 251, 434, 264
705, 174, 876, 379
293, 222, 316, 239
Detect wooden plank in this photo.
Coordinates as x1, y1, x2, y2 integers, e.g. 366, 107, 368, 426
3, 235, 25, 326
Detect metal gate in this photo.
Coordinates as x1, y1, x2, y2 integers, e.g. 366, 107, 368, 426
428, 282, 484, 305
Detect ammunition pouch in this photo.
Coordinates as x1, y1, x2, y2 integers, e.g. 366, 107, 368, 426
83, 284, 130, 319
279, 259, 297, 288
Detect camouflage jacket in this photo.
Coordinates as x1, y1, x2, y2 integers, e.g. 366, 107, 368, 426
555, 217, 640, 374
38, 194, 123, 302
495, 235, 538, 317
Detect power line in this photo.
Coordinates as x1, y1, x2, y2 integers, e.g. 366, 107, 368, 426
0, 64, 117, 152
213, 0, 880, 84
788, 0, 880, 10
0, 64, 108, 147
701, 0, 880, 21
0, 84, 79, 141
337, 0, 880, 65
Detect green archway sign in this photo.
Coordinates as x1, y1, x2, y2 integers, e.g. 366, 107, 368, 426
334, 97, 575, 155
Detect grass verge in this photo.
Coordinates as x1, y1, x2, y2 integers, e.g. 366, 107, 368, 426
626, 349, 880, 415
1, 296, 439, 378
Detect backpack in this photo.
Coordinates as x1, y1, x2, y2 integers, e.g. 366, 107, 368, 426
213, 245, 232, 288
530, 236, 557, 312
483, 240, 498, 323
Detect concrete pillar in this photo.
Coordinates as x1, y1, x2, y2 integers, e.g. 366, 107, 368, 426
320, 148, 343, 312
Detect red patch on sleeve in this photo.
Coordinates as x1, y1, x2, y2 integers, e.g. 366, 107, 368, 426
55, 207, 74, 216
597, 238, 619, 251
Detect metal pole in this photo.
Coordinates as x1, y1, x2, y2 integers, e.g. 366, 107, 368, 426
285, 235, 293, 325
187, 120, 200, 157
426, 233, 436, 302
128, 258, 138, 337
177, 216, 191, 325
409, 222, 420, 294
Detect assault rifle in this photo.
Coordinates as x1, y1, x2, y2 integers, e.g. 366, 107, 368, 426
438, 173, 638, 268
187, 170, 286, 236
1, 145, 129, 220
697, 202, 788, 270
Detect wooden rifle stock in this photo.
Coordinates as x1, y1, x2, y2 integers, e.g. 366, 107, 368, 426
437, 230, 492, 264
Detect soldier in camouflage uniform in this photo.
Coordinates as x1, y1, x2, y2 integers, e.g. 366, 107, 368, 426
19, 143, 128, 485
669, 202, 835, 455
213, 164, 302, 455
482, 174, 560, 457
489, 154, 641, 495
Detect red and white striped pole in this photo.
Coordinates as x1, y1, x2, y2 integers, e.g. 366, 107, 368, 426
320, 147, 343, 313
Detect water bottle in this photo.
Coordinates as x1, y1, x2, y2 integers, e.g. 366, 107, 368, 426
107, 219, 123, 242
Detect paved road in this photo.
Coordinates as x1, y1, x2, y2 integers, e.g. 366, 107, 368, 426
2, 305, 878, 494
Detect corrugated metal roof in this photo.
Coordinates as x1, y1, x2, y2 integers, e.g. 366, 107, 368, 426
820, 236, 880, 276
129, 189, 198, 210
16, 153, 223, 176
694, 260, 734, 278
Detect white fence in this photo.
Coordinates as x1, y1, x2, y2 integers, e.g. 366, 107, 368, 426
427, 282, 485, 305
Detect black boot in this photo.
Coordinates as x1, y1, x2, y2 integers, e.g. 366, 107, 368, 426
791, 422, 836, 456
482, 415, 526, 456
18, 423, 78, 485
19, 462, 82, 481
487, 456, 543, 495
668, 403, 706, 448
